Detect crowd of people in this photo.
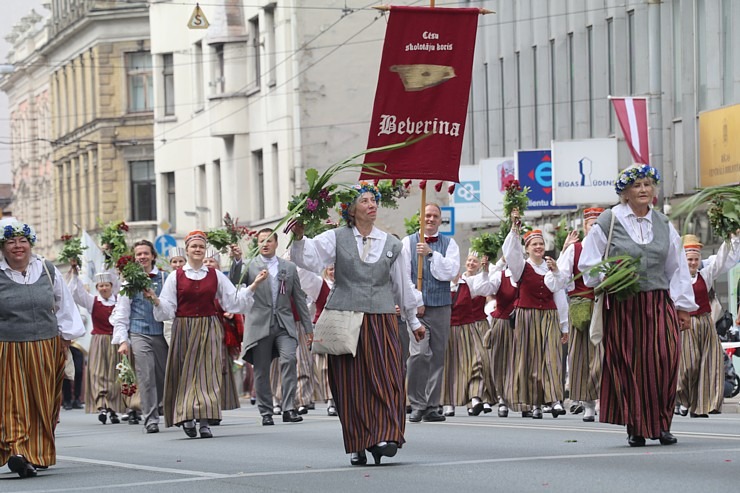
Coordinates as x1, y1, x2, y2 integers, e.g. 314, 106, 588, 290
1, 164, 739, 478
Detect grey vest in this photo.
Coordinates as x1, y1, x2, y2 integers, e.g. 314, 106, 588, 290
597, 209, 670, 292
326, 227, 400, 314
0, 260, 59, 342
408, 232, 452, 307
130, 270, 167, 335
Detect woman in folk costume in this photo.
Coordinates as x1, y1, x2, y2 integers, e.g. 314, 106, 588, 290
67, 269, 125, 424
676, 234, 740, 417
167, 246, 186, 270
579, 164, 696, 447
203, 248, 242, 416
151, 231, 266, 438
502, 212, 570, 419
442, 250, 494, 417
290, 183, 423, 466
556, 207, 605, 423
0, 219, 85, 478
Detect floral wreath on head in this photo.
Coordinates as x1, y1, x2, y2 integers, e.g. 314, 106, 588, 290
337, 182, 383, 223
615, 164, 661, 195
1, 221, 37, 246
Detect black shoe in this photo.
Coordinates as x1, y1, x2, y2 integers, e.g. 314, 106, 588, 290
498, 405, 509, 418
690, 412, 709, 418
98, 410, 107, 424
408, 409, 423, 422
521, 411, 533, 418
262, 414, 274, 426
628, 435, 646, 447
72, 399, 84, 410
199, 426, 213, 438
109, 411, 120, 424
272, 405, 283, 416
470, 398, 484, 416
406, 405, 412, 414
308, 402, 315, 410
282, 409, 303, 423
208, 419, 221, 426
368, 441, 398, 465
658, 431, 677, 445
569, 402, 584, 415
8, 455, 37, 478
183, 422, 197, 438
582, 415, 595, 422
532, 408, 543, 419
483, 403, 493, 414
297, 406, 309, 415
422, 408, 446, 422
128, 411, 140, 425
350, 450, 367, 466
250, 397, 257, 405
62, 401, 73, 410
146, 423, 159, 434
327, 406, 338, 417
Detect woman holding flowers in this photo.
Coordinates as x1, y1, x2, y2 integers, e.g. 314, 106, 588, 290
290, 183, 424, 466
502, 214, 569, 419
676, 234, 740, 417
151, 231, 266, 439
579, 164, 696, 447
0, 218, 85, 478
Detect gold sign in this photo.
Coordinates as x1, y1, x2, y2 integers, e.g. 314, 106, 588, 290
187, 4, 209, 30
699, 104, 740, 186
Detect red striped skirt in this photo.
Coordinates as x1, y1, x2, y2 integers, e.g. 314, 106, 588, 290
600, 290, 680, 438
328, 313, 405, 453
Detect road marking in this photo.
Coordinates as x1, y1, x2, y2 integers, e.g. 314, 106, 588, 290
57, 455, 229, 477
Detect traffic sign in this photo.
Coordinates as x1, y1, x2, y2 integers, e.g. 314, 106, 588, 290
154, 234, 177, 255
187, 4, 209, 29
439, 206, 455, 236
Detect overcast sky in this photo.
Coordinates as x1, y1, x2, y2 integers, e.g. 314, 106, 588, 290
0, 0, 46, 184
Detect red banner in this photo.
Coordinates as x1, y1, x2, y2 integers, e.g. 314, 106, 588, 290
360, 7, 479, 183
611, 97, 649, 164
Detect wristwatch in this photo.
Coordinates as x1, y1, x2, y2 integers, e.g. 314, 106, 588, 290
426, 251, 433, 259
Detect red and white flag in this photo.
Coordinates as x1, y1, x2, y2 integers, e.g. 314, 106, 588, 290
611, 97, 649, 164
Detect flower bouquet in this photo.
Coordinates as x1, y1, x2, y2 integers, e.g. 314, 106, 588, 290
207, 213, 256, 253
116, 255, 152, 299
670, 185, 740, 241
57, 234, 87, 265
471, 230, 506, 260
99, 220, 130, 269
116, 354, 137, 396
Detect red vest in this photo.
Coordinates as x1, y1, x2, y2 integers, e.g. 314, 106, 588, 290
91, 298, 115, 336
175, 268, 219, 317
450, 283, 478, 326
515, 263, 556, 310
568, 243, 594, 300
690, 273, 712, 316
492, 273, 518, 319
471, 294, 487, 322
312, 281, 331, 324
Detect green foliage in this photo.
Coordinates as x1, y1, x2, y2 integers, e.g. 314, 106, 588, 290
671, 185, 740, 241
404, 210, 420, 236
58, 235, 87, 265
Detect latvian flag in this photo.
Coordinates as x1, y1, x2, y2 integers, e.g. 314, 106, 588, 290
611, 97, 649, 164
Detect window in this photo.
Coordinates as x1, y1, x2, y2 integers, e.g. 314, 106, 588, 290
165, 172, 176, 232
253, 149, 265, 219
265, 4, 277, 86
127, 52, 153, 112
194, 42, 204, 110
607, 18, 615, 133
550, 39, 556, 139
516, 51, 521, 147
722, 0, 733, 105
212, 44, 225, 94
162, 53, 175, 115
587, 26, 593, 137
627, 11, 635, 95
567, 32, 574, 138
212, 159, 222, 221
696, 0, 707, 110
271, 143, 279, 215
533, 46, 538, 147
248, 16, 261, 90
499, 57, 505, 155
130, 160, 156, 221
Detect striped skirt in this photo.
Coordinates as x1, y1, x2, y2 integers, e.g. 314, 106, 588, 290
676, 313, 724, 415
329, 313, 405, 453
507, 307, 564, 407
163, 316, 224, 427
312, 353, 332, 402
85, 334, 125, 414
567, 302, 603, 402
269, 321, 314, 407
220, 341, 240, 411
600, 290, 680, 439
0, 337, 65, 468
443, 321, 493, 406
486, 317, 513, 404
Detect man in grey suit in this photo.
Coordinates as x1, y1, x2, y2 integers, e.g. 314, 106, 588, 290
229, 228, 313, 426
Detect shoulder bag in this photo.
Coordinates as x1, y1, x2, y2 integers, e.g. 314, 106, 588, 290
311, 309, 364, 357
589, 211, 616, 346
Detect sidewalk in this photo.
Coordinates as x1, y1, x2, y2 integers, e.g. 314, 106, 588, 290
722, 392, 740, 414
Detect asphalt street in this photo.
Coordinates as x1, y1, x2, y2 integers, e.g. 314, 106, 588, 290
2, 400, 740, 493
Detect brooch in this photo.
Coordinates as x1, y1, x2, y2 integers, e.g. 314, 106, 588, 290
386, 251, 393, 258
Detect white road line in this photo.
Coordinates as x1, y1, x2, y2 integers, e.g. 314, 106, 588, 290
56, 455, 229, 477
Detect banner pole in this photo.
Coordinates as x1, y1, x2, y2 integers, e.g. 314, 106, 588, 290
417, 186, 426, 290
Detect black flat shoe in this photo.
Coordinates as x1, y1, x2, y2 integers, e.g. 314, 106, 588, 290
262, 415, 274, 426
350, 450, 367, 466
367, 441, 398, 465
8, 455, 37, 478
98, 410, 107, 424
521, 411, 532, 418
497, 405, 508, 418
470, 399, 484, 416
690, 413, 708, 418
532, 408, 543, 419
199, 426, 213, 438
408, 409, 423, 422
297, 406, 308, 415
659, 431, 677, 445
628, 435, 646, 447
109, 411, 120, 424
282, 409, 303, 423
327, 406, 338, 416
183, 422, 198, 438
422, 408, 446, 422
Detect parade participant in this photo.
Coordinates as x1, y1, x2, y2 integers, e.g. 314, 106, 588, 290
0, 218, 85, 478
152, 231, 264, 438
676, 234, 740, 417
168, 246, 186, 270
203, 248, 242, 416
61, 345, 84, 410
503, 214, 569, 419
291, 184, 424, 466
68, 269, 124, 424
556, 207, 605, 423
442, 251, 494, 417
111, 239, 168, 432
579, 164, 696, 447
403, 203, 460, 423
228, 229, 312, 426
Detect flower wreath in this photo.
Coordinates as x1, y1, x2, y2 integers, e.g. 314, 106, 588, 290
337, 182, 383, 223
1, 221, 37, 246
614, 164, 661, 195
